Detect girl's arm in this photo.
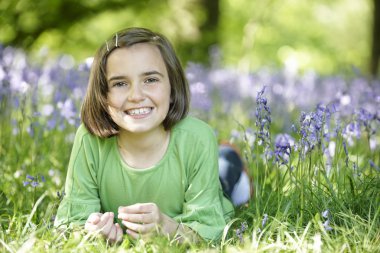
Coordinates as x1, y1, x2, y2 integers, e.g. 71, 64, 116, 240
54, 125, 102, 228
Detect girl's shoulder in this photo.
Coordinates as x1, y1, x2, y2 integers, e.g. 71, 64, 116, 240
74, 124, 114, 147
174, 116, 215, 137
172, 116, 216, 144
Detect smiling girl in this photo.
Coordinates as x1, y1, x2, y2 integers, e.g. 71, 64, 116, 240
54, 27, 234, 243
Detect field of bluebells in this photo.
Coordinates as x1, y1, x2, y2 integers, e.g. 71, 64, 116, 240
1, 44, 379, 252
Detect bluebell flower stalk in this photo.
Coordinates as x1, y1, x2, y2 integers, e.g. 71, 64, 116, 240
254, 86, 272, 160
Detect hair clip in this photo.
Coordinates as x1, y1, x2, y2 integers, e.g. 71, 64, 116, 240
106, 41, 110, 52
152, 35, 160, 41
115, 33, 119, 47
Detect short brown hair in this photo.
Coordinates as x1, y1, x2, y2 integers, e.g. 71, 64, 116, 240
81, 27, 190, 138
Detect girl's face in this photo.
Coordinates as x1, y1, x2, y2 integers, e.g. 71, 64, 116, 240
106, 43, 171, 135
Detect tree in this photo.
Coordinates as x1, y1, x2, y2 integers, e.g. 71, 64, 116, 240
0, 0, 156, 48
370, 0, 380, 76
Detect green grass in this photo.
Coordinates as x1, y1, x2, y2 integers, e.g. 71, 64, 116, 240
1, 93, 379, 252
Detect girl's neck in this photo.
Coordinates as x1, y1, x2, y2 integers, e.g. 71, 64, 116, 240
117, 127, 170, 169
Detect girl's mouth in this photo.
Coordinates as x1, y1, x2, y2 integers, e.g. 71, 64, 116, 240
125, 107, 153, 116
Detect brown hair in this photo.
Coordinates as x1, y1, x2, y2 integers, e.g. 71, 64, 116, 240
81, 27, 190, 138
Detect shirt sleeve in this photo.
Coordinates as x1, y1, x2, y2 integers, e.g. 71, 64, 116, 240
54, 126, 101, 228
173, 126, 235, 242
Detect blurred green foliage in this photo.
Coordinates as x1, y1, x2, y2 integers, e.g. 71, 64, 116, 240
0, 0, 373, 74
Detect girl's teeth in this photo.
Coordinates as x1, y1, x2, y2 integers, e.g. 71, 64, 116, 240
128, 108, 151, 115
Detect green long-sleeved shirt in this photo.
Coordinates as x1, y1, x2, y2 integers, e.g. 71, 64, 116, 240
54, 116, 234, 241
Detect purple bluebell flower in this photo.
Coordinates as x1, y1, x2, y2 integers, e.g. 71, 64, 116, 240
297, 104, 331, 157
261, 214, 268, 227
31, 181, 39, 187
321, 210, 329, 218
26, 175, 35, 180
23, 174, 45, 188
235, 221, 248, 243
189, 81, 212, 112
323, 220, 333, 231
57, 99, 77, 126
369, 160, 380, 172
356, 108, 378, 137
274, 133, 294, 165
186, 63, 213, 112
255, 86, 272, 160
343, 122, 361, 140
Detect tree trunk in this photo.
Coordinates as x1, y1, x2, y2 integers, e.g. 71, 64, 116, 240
180, 0, 220, 64
370, 0, 380, 77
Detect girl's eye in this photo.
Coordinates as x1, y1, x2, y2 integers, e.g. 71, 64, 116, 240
144, 77, 159, 84
113, 81, 127, 87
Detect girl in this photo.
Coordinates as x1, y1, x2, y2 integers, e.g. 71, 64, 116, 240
54, 27, 235, 243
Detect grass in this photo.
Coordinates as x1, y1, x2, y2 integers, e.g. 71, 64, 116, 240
1, 101, 379, 253
0, 48, 379, 252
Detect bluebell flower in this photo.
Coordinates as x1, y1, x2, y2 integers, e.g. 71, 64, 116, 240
255, 86, 272, 161
343, 122, 361, 140
57, 99, 77, 126
261, 214, 268, 227
356, 108, 379, 137
26, 174, 35, 180
235, 221, 248, 243
323, 220, 333, 231
298, 104, 331, 157
357, 108, 374, 128
274, 133, 294, 165
321, 209, 329, 218
23, 174, 45, 188
369, 160, 380, 172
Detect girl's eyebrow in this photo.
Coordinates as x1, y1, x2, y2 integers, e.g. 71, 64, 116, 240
108, 71, 164, 82
141, 71, 164, 77
108, 75, 126, 82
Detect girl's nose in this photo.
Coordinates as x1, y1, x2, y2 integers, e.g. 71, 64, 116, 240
127, 84, 145, 102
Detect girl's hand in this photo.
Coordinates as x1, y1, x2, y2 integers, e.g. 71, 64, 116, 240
118, 203, 162, 239
118, 203, 199, 242
84, 212, 123, 243
118, 203, 179, 239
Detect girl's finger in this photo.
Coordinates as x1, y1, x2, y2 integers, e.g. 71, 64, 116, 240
85, 223, 101, 232
107, 224, 117, 242
122, 220, 156, 234
126, 228, 140, 239
96, 212, 113, 228
101, 213, 114, 235
115, 223, 123, 243
118, 212, 155, 224
87, 212, 102, 224
119, 203, 157, 214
